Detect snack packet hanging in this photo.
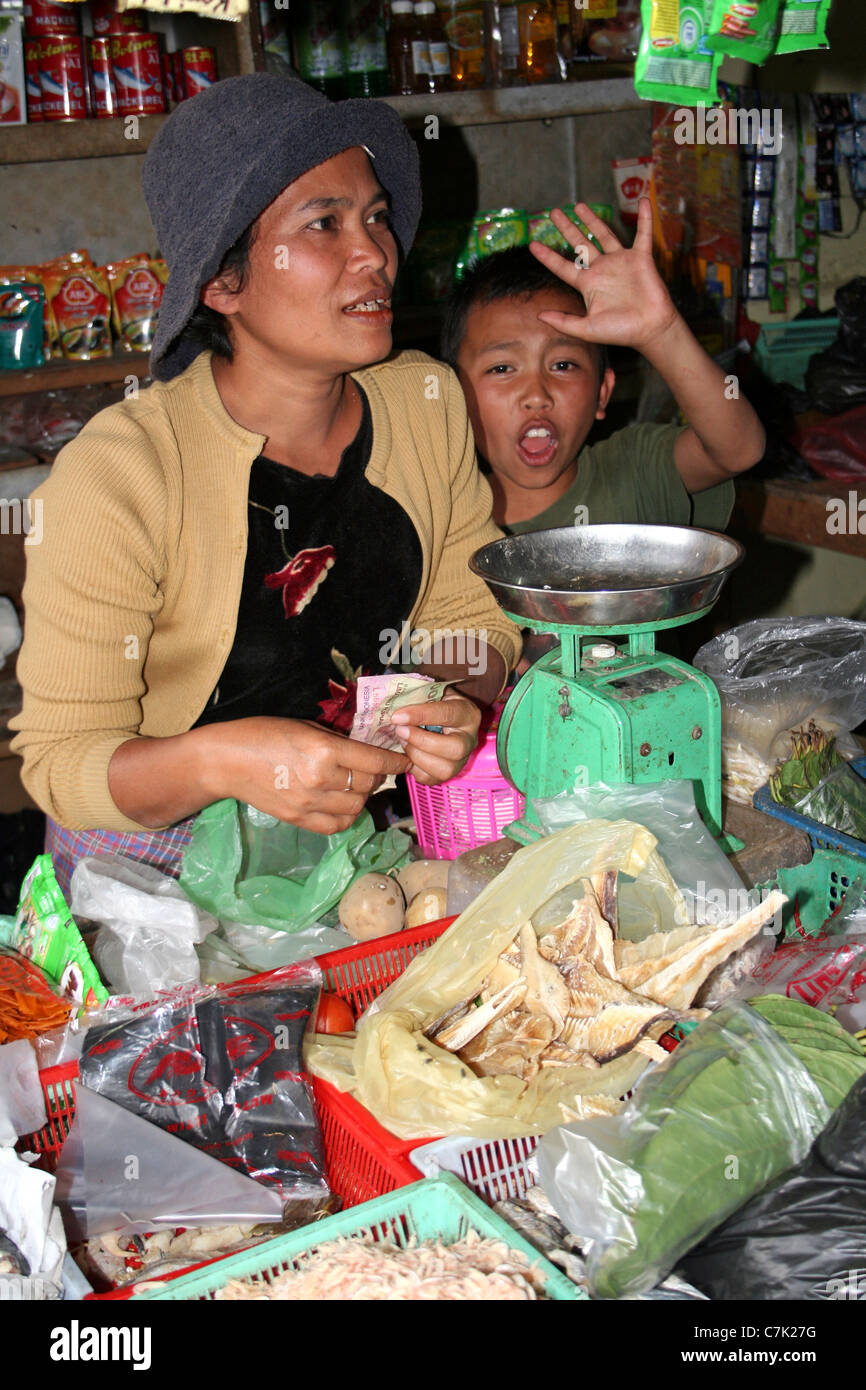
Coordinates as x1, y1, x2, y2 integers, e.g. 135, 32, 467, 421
107, 255, 167, 352
775, 0, 831, 54
42, 262, 112, 361
635, 0, 721, 107
0, 282, 44, 369
706, 1, 783, 63
12, 855, 108, 1009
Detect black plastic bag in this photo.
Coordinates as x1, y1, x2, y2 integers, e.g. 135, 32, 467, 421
678, 1073, 866, 1301
805, 277, 866, 415
79, 963, 328, 1207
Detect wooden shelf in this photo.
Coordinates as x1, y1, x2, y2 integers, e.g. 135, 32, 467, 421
385, 72, 642, 127
1, 71, 642, 165
734, 476, 866, 560
0, 352, 151, 397
1, 115, 168, 165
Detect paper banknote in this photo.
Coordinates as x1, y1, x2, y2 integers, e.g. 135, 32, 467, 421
349, 674, 452, 752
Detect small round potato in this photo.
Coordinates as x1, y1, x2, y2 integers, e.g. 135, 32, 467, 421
339, 872, 406, 941
397, 859, 450, 903
405, 887, 449, 929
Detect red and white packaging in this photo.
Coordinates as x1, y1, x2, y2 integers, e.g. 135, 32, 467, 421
180, 45, 216, 100
23, 0, 79, 38
88, 35, 117, 117
38, 34, 87, 122
89, 0, 147, 37
24, 34, 42, 121
110, 32, 165, 115
612, 154, 653, 226
0, 13, 26, 124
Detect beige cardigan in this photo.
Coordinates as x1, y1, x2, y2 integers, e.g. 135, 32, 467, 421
11, 349, 521, 831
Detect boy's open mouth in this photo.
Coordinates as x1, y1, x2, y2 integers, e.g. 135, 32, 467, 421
517, 422, 558, 468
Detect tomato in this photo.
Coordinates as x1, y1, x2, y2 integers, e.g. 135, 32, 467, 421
315, 992, 356, 1034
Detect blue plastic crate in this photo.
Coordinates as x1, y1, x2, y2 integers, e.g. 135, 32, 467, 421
753, 755, 866, 862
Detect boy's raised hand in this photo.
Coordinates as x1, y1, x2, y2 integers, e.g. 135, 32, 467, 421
530, 198, 679, 356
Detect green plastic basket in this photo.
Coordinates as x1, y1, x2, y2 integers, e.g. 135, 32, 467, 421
130, 1174, 585, 1301
760, 848, 866, 939
753, 317, 839, 389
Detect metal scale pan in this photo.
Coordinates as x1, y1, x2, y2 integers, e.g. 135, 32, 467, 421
470, 525, 745, 844
469, 524, 744, 633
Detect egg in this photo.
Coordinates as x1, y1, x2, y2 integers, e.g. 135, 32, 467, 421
338, 872, 406, 941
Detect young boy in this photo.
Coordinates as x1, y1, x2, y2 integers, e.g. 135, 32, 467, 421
441, 200, 765, 534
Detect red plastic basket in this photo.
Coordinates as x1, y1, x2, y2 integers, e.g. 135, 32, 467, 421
310, 917, 453, 1206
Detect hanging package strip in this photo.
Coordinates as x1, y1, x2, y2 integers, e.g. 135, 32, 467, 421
635, 1, 722, 107
117, 0, 248, 19
706, 1, 783, 64
776, 0, 832, 54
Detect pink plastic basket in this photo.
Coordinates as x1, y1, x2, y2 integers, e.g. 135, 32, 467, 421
407, 705, 524, 859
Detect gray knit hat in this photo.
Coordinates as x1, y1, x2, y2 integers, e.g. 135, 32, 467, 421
143, 73, 422, 381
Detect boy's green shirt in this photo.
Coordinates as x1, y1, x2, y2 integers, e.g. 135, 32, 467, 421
503, 422, 735, 535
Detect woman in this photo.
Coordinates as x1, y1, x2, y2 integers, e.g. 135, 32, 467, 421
11, 74, 521, 892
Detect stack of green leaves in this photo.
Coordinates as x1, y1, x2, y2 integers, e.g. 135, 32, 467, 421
583, 998, 865, 1299
750, 995, 866, 1108
769, 722, 866, 842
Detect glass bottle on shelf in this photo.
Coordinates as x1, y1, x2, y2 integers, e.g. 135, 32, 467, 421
341, 0, 389, 96
517, 0, 563, 83
439, 0, 487, 91
415, 1, 451, 92
294, 0, 348, 98
387, 0, 427, 94
486, 0, 519, 87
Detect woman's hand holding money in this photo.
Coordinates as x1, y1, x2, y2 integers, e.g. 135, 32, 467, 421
390, 696, 482, 787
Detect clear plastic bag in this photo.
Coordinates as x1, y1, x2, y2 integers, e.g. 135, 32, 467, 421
307, 820, 688, 1141
694, 618, 866, 764
179, 800, 410, 931
794, 762, 866, 843
534, 781, 748, 928
54, 1086, 283, 1239
536, 1002, 830, 1299
70, 855, 219, 996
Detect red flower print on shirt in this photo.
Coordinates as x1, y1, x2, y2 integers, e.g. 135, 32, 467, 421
264, 545, 336, 618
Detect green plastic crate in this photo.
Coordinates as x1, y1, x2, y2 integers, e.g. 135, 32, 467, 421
131, 1174, 585, 1301
753, 317, 839, 389
760, 848, 866, 939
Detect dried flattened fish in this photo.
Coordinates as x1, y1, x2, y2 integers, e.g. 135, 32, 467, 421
561, 1002, 675, 1064
519, 923, 571, 1033
434, 980, 528, 1052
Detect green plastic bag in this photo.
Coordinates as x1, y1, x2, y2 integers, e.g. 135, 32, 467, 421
179, 800, 411, 932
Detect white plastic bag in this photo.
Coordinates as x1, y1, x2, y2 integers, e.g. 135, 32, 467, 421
694, 618, 866, 763
70, 855, 219, 996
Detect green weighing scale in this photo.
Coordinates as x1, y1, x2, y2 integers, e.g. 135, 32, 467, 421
469, 524, 744, 848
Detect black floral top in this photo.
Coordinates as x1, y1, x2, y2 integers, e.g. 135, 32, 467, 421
193, 384, 423, 730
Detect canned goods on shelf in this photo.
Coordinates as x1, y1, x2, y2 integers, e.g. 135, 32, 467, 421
24, 36, 42, 122
90, 0, 147, 37
23, 0, 79, 38
110, 32, 165, 115
180, 45, 216, 99
88, 36, 118, 118
38, 36, 87, 122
